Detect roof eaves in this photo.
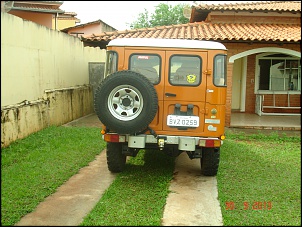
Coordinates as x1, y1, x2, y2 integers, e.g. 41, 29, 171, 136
11, 6, 64, 13
61, 19, 117, 32
13, 1, 64, 5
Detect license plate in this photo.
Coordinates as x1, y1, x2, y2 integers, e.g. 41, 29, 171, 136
167, 115, 199, 127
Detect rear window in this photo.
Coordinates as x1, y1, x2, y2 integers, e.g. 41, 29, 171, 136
169, 55, 201, 86
129, 54, 160, 84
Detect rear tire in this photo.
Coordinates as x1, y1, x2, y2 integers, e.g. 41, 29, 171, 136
200, 147, 220, 176
106, 142, 126, 173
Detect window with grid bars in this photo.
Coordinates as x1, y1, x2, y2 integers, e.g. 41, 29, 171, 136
258, 54, 301, 91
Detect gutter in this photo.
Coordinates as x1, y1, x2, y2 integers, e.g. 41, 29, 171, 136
10, 6, 64, 14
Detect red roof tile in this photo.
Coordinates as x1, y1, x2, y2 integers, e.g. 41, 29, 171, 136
195, 1, 301, 12
81, 22, 301, 43
190, 1, 301, 22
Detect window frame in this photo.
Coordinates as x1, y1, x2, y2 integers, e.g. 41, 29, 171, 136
128, 53, 161, 85
213, 54, 227, 87
168, 54, 202, 86
255, 53, 301, 94
104, 51, 118, 77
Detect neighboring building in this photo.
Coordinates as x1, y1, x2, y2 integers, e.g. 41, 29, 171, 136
57, 11, 81, 30
1, 1, 65, 30
81, 1, 301, 127
1, 1, 116, 36
1, 1, 81, 30
61, 19, 117, 38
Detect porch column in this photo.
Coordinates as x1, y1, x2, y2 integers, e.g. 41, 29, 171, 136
225, 62, 234, 127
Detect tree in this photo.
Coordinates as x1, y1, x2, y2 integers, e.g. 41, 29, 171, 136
129, 3, 190, 29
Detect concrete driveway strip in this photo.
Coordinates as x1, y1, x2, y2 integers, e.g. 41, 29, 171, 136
161, 152, 223, 226
15, 150, 116, 226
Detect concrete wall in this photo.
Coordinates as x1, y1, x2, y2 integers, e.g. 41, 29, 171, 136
1, 12, 106, 147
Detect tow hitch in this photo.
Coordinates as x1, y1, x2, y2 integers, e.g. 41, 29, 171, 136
157, 136, 167, 150
186, 149, 202, 159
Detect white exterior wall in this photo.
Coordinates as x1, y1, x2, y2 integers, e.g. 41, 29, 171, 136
1, 12, 106, 147
1, 12, 106, 106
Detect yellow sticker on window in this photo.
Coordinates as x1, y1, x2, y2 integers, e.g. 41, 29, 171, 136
187, 74, 196, 83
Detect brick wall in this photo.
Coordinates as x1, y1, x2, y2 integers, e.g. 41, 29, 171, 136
245, 54, 256, 113
261, 94, 301, 114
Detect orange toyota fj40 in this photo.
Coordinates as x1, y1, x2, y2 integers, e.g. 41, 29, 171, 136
94, 38, 227, 176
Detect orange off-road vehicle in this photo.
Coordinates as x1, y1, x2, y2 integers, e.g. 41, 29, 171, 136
94, 38, 227, 176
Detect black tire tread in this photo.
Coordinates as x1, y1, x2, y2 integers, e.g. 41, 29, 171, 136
106, 142, 126, 173
200, 147, 220, 176
94, 70, 158, 134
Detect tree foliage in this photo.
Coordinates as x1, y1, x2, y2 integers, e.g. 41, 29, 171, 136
129, 3, 190, 29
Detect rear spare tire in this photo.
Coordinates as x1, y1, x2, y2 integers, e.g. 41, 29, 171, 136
94, 70, 158, 134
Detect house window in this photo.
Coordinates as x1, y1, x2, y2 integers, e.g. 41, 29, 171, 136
258, 54, 301, 91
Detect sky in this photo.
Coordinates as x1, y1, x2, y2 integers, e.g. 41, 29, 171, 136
60, 1, 245, 31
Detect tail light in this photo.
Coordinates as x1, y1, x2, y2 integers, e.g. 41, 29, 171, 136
103, 134, 126, 142
199, 139, 221, 147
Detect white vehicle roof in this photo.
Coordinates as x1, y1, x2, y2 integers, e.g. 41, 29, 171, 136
107, 38, 227, 50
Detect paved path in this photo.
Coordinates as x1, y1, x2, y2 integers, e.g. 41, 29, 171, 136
15, 151, 223, 226
15, 114, 223, 226
15, 151, 117, 226
161, 152, 223, 226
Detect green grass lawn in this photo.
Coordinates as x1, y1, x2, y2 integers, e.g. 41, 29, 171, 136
1, 126, 301, 226
1, 126, 106, 226
219, 130, 301, 226
80, 149, 175, 226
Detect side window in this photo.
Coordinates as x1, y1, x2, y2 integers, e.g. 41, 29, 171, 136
129, 54, 160, 84
214, 54, 227, 86
104, 51, 118, 77
169, 55, 201, 86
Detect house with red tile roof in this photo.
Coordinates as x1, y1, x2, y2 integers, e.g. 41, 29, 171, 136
1, 1, 65, 29
81, 1, 300, 127
61, 19, 117, 38
0, 1, 82, 30
1, 1, 118, 38
56, 11, 81, 30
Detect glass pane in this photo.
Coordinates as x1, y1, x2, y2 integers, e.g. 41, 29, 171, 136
286, 60, 300, 91
271, 78, 284, 90
270, 60, 286, 91
286, 60, 299, 69
105, 51, 117, 76
259, 59, 271, 90
129, 54, 160, 84
169, 55, 201, 86
214, 55, 226, 86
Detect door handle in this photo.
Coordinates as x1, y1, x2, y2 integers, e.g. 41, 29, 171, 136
165, 93, 176, 97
